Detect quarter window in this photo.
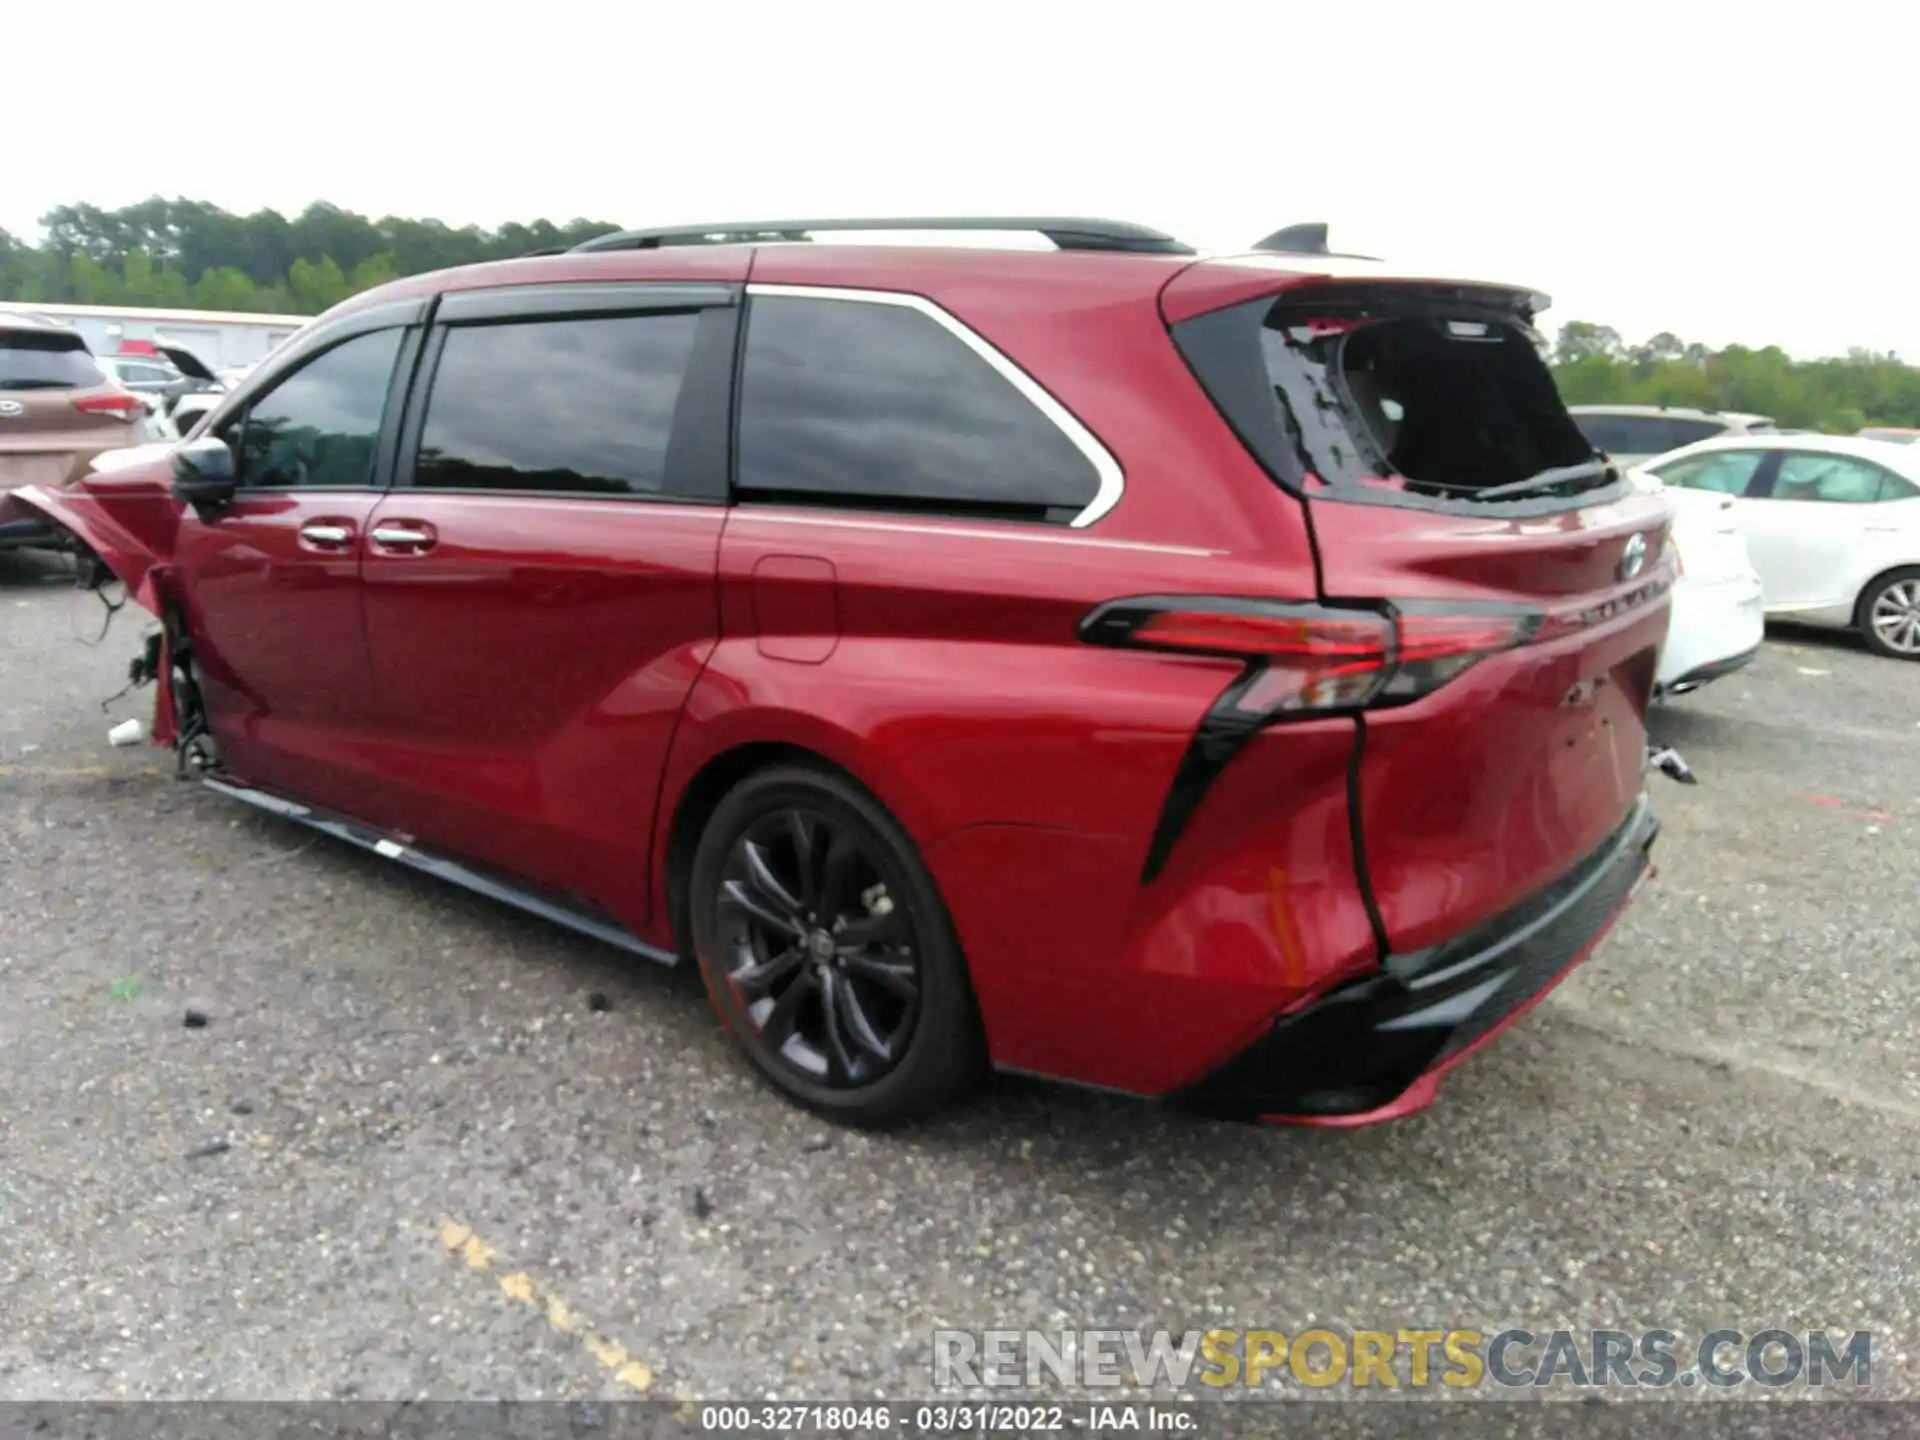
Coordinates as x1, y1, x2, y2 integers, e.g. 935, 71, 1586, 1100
736, 294, 1102, 520
229, 328, 403, 489
413, 313, 700, 495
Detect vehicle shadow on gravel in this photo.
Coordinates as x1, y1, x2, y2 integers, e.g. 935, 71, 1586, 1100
1764, 619, 1870, 655
223, 800, 711, 1009
1644, 701, 1742, 752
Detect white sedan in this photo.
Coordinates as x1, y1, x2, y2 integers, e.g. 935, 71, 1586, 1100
1635, 435, 1920, 661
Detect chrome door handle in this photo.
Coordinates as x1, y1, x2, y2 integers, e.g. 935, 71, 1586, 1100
369, 525, 432, 547
298, 522, 353, 546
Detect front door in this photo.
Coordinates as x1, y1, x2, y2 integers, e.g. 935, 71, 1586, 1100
173, 321, 413, 811
355, 282, 740, 925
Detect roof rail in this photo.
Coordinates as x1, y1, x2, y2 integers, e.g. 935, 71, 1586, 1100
566, 217, 1196, 256
1251, 222, 1382, 262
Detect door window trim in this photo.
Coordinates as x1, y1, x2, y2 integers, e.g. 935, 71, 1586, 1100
206, 296, 429, 436
218, 322, 421, 495
738, 282, 1125, 528
391, 286, 737, 506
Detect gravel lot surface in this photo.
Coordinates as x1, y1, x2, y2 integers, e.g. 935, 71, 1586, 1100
3, 548, 1917, 1408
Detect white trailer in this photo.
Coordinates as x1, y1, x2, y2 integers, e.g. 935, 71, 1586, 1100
1, 301, 310, 374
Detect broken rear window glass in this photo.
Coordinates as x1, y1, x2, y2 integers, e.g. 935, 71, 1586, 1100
1260, 310, 1602, 501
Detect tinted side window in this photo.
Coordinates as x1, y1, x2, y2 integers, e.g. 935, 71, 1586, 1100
230, 328, 402, 489
1663, 418, 1729, 448
736, 295, 1101, 519
1649, 450, 1766, 495
1576, 415, 1727, 455
413, 313, 699, 495
1771, 452, 1897, 504
1574, 415, 1665, 454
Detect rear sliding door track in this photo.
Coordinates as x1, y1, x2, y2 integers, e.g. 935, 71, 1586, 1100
201, 775, 678, 966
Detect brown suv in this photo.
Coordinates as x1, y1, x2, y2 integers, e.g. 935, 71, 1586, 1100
0, 314, 155, 550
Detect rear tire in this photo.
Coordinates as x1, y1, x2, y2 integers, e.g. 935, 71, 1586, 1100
688, 763, 986, 1125
1857, 567, 1920, 660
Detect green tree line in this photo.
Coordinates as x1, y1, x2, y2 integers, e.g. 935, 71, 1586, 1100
1550, 321, 1920, 436
0, 197, 618, 316
5, 199, 1919, 434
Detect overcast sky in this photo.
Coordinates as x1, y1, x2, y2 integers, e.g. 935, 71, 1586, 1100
11, 1, 1910, 358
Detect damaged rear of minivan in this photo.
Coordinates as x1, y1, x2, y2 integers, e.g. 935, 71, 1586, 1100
1162, 263, 1675, 1121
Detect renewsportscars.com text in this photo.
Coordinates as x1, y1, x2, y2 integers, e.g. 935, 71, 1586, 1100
932, 1327, 1872, 1391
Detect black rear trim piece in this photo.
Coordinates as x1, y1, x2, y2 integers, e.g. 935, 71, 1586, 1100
436, 282, 739, 324
201, 776, 676, 966
1077, 595, 1383, 884
1171, 796, 1657, 1120
1137, 662, 1265, 883
1345, 715, 1390, 955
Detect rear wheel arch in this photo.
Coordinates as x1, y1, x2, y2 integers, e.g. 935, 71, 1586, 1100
1854, 563, 1920, 657
664, 742, 833, 954
670, 754, 989, 1122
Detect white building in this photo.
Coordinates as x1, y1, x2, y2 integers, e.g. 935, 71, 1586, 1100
2, 301, 310, 373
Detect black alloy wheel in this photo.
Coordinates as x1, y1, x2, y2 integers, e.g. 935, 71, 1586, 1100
689, 764, 985, 1123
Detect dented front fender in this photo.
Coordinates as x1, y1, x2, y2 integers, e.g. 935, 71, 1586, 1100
1, 472, 180, 615
5, 462, 191, 753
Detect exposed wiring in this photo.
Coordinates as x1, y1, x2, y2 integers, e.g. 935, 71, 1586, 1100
68, 577, 128, 648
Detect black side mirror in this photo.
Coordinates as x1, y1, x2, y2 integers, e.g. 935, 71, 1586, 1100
172, 435, 238, 510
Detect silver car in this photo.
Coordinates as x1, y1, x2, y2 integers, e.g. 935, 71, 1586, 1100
1568, 405, 1778, 468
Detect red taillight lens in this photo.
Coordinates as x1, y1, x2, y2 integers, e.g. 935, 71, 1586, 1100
1133, 607, 1390, 663
71, 391, 147, 422
1080, 596, 1538, 717
1374, 606, 1537, 703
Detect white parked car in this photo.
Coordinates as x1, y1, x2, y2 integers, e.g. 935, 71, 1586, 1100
1649, 484, 1767, 697
1637, 435, 1920, 660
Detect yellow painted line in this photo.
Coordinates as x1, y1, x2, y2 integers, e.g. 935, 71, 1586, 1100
436, 1215, 654, 1393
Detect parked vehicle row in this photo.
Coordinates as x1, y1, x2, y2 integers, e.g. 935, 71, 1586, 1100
1569, 407, 1920, 665
0, 216, 1679, 1128
0, 313, 176, 550
1635, 435, 1920, 660
95, 336, 229, 418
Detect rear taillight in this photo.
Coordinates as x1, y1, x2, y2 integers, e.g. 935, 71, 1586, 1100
1670, 540, 1686, 579
1078, 596, 1534, 717
1092, 590, 1658, 884
71, 391, 146, 423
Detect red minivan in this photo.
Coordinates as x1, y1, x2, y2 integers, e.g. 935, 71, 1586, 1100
2, 218, 1675, 1126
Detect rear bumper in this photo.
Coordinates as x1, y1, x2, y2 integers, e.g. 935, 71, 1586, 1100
1657, 574, 1765, 692
1659, 640, 1759, 697
1170, 794, 1659, 1124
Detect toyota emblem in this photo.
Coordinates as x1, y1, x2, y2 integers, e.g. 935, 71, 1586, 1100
0, 399, 23, 419
1618, 533, 1647, 582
